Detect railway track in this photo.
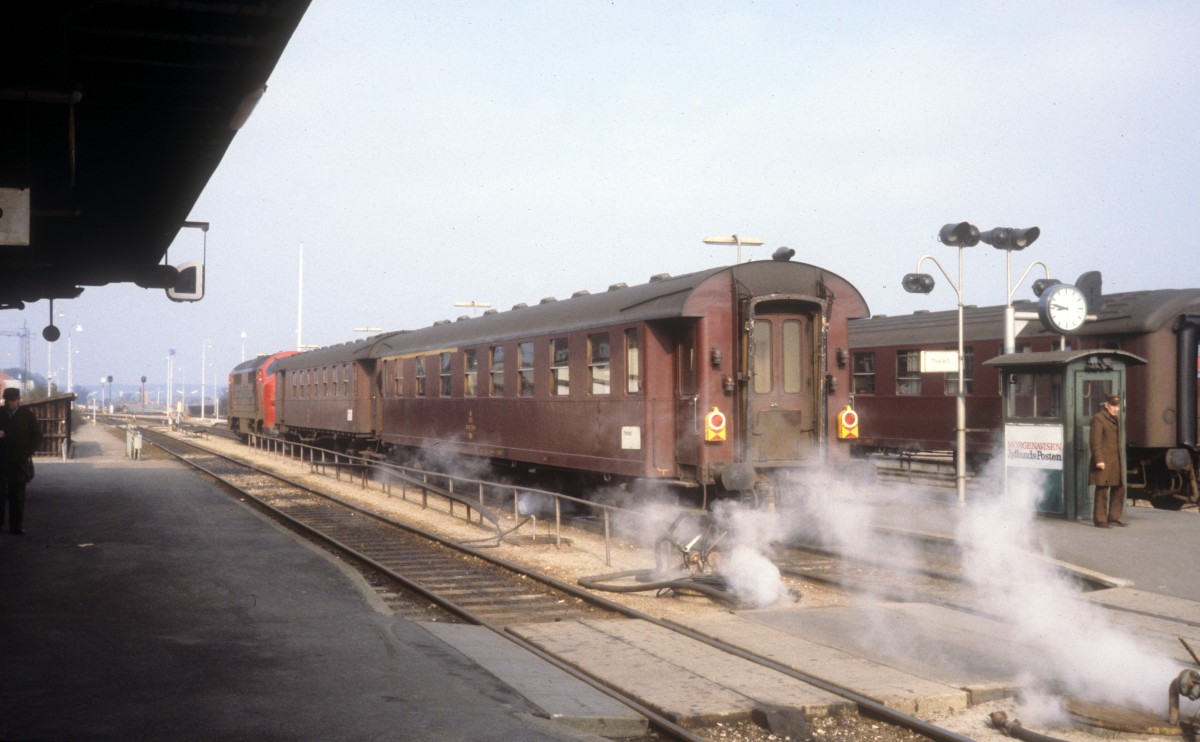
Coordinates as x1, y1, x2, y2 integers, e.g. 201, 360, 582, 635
133, 423, 978, 742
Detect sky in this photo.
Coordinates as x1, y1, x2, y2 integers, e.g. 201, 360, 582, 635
7, 0, 1199, 404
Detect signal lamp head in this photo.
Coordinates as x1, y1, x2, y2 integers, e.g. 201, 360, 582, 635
938, 222, 980, 247
902, 273, 936, 294
981, 226, 1040, 250
1032, 278, 1061, 297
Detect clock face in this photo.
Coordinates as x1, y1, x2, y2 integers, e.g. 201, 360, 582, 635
1039, 284, 1088, 333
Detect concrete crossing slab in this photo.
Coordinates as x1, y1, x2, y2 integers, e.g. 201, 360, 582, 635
420, 622, 648, 739
511, 618, 853, 726
733, 605, 1022, 695
679, 612, 971, 715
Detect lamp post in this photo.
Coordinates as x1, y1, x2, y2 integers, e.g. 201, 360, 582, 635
905, 222, 1047, 505
201, 339, 211, 419
903, 221, 980, 505
240, 331, 247, 362
66, 324, 81, 394
703, 234, 765, 264
978, 228, 1045, 353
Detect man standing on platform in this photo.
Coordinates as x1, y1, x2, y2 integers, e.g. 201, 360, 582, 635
1089, 394, 1127, 528
0, 387, 43, 535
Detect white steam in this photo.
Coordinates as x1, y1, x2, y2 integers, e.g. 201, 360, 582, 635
781, 459, 1188, 721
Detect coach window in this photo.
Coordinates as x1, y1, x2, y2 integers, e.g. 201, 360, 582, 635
782, 319, 806, 394
519, 342, 535, 396
896, 350, 921, 395
625, 328, 640, 394
343, 364, 350, 396
589, 333, 611, 395
464, 350, 478, 396
440, 352, 452, 396
679, 326, 697, 396
490, 346, 505, 396
415, 357, 427, 396
752, 321, 772, 394
944, 347, 974, 395
852, 352, 875, 394
394, 360, 404, 397
551, 338, 570, 395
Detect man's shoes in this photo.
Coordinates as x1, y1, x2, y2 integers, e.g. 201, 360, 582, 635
1094, 522, 1111, 528
1110, 520, 1128, 527
10, 528, 24, 535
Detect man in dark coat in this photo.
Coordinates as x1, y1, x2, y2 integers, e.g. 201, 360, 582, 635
0, 387, 43, 535
1089, 394, 1126, 528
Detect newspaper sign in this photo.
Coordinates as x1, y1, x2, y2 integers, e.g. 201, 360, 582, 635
1004, 423, 1065, 514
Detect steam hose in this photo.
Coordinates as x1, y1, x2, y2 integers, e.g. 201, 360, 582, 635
988, 712, 1070, 742
577, 568, 741, 608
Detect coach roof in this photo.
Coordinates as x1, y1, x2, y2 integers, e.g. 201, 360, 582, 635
362, 260, 862, 359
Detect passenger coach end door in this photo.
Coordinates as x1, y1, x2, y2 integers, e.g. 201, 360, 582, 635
746, 301, 822, 464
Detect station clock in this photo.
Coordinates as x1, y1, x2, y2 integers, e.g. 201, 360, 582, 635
1037, 283, 1089, 334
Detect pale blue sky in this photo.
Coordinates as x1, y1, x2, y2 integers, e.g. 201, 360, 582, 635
13, 0, 1200, 400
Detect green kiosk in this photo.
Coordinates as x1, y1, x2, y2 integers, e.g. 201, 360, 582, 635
983, 349, 1146, 519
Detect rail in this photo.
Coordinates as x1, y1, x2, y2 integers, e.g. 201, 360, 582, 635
243, 433, 637, 565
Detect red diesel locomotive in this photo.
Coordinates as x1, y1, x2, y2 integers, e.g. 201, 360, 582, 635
230, 257, 870, 503
227, 350, 297, 438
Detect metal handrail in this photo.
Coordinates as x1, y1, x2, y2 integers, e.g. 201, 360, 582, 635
245, 433, 638, 565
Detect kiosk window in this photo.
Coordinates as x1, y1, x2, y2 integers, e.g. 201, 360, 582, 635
1007, 371, 1063, 419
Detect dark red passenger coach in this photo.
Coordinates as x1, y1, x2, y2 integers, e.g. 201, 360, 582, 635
239, 258, 870, 504
847, 288, 1200, 507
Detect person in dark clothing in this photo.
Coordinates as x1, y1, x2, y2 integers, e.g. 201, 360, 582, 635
1089, 394, 1126, 528
0, 387, 43, 535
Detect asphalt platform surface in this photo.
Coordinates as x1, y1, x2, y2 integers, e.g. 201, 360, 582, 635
0, 422, 611, 742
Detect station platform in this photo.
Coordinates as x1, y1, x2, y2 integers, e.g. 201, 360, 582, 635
0, 422, 627, 741
3, 421, 1198, 739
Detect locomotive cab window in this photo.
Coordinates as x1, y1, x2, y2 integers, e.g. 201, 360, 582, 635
551, 338, 569, 396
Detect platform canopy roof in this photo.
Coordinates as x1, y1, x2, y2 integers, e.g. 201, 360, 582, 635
0, 0, 311, 311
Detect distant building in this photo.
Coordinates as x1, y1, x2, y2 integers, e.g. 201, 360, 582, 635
0, 370, 18, 393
